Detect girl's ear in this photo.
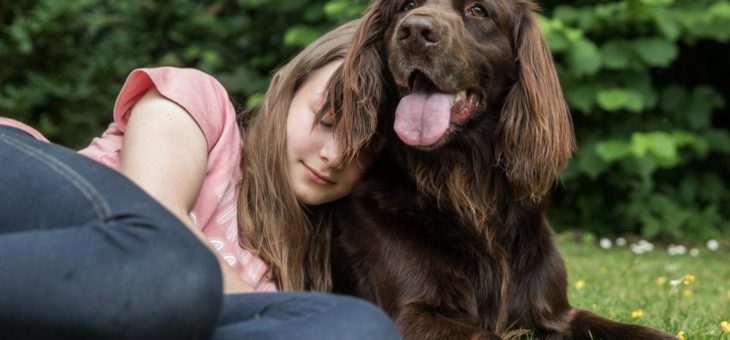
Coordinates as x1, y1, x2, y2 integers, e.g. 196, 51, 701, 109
324, 0, 394, 164
496, 4, 575, 201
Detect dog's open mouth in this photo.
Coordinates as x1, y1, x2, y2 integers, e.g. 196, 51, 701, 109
395, 71, 479, 147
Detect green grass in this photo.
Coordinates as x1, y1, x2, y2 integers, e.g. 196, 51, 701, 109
557, 234, 730, 339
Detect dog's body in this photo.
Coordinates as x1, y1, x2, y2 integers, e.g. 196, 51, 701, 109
328, 0, 674, 339
332, 153, 572, 339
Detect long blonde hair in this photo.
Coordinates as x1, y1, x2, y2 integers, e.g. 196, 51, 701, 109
237, 20, 360, 292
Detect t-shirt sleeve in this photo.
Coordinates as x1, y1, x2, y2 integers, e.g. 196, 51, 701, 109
112, 67, 233, 151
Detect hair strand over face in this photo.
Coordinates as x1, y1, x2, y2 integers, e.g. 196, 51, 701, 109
323, 0, 396, 167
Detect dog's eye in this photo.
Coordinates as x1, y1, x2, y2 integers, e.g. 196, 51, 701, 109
466, 4, 489, 18
400, 0, 417, 12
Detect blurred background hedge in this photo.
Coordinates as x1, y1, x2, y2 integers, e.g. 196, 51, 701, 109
1, 0, 728, 240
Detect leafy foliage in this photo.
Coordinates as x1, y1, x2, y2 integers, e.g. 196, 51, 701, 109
0, 0, 364, 146
542, 0, 730, 240
1, 0, 727, 239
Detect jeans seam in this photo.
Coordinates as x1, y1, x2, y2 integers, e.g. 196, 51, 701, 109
0, 133, 112, 222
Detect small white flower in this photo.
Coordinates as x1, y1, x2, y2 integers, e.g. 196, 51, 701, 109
638, 240, 654, 252
689, 248, 699, 257
630, 244, 645, 254
667, 245, 677, 256
616, 237, 627, 246
600, 238, 613, 249
707, 239, 719, 251
631, 240, 654, 254
669, 278, 682, 287
668, 245, 687, 256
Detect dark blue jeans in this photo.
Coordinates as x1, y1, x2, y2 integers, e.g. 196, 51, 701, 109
0, 126, 399, 340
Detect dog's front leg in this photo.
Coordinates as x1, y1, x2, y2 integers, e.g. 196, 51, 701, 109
395, 301, 501, 340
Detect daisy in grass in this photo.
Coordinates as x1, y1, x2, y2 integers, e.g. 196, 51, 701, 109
670, 274, 696, 288
717, 321, 730, 340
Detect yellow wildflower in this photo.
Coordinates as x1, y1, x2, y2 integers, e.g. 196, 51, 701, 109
721, 321, 730, 333
726, 289, 730, 299
631, 310, 643, 319
682, 274, 696, 285
682, 289, 693, 298
656, 276, 666, 285
575, 280, 586, 290
676, 330, 685, 340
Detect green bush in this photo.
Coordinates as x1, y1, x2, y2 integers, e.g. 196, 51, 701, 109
1, 0, 727, 240
0, 0, 362, 146
540, 0, 730, 240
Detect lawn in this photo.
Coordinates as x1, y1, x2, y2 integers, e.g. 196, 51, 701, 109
557, 234, 730, 339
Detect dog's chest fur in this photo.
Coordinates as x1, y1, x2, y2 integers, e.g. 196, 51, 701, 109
331, 150, 503, 323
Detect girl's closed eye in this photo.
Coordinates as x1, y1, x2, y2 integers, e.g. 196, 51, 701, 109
318, 111, 335, 128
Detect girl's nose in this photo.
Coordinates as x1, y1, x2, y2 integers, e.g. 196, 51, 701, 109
319, 134, 344, 169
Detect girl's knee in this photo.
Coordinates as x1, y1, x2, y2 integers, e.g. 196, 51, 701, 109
213, 293, 399, 340
118, 237, 222, 338
152, 236, 223, 312
328, 295, 400, 339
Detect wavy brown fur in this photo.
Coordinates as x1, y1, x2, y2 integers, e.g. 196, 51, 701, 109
497, 2, 574, 202
328, 0, 674, 339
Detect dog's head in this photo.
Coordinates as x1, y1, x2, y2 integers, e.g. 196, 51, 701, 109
386, 0, 517, 149
331, 0, 574, 200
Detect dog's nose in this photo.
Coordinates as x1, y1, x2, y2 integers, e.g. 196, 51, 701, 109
398, 15, 439, 51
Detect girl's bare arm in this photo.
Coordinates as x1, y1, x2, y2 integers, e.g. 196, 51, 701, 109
120, 88, 252, 294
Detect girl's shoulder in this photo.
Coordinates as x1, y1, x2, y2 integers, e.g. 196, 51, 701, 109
114, 67, 238, 151
79, 67, 241, 172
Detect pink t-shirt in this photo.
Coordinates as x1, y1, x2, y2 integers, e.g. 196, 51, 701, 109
1, 67, 277, 292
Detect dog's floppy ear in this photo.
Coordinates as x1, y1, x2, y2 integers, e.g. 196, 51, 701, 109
325, 0, 395, 164
497, 4, 575, 201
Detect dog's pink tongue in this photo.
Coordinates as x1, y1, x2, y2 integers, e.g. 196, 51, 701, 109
395, 91, 454, 147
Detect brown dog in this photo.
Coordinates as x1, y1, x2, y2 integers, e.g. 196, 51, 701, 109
326, 0, 676, 339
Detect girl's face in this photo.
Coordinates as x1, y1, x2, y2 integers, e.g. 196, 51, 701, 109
286, 60, 368, 205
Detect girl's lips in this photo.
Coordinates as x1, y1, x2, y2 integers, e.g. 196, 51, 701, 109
302, 162, 335, 185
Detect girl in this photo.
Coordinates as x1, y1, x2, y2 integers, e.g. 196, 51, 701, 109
0, 20, 398, 340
